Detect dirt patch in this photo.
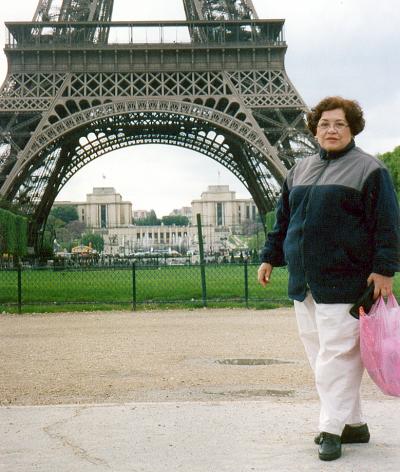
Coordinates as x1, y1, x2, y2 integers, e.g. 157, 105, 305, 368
0, 307, 379, 405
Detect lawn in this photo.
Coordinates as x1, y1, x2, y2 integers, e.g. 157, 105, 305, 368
1, 264, 398, 313
0, 264, 290, 312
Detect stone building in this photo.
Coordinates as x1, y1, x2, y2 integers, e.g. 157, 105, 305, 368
191, 185, 257, 229
104, 225, 192, 256
60, 187, 132, 229
54, 185, 257, 255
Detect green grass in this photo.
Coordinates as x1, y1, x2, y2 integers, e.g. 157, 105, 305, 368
1, 264, 399, 314
0, 264, 289, 313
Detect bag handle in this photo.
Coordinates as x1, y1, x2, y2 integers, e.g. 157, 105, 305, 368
368, 296, 386, 317
387, 293, 399, 310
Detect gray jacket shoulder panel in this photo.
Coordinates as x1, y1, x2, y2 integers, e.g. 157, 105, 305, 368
287, 153, 323, 189
287, 147, 386, 192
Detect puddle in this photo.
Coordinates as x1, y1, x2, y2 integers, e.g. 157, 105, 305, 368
215, 358, 294, 366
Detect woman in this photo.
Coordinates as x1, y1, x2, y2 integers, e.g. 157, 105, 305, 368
258, 96, 400, 461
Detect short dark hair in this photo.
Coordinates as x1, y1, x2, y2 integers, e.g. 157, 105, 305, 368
306, 96, 365, 136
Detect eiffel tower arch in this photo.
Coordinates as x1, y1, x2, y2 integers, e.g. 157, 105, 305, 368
0, 0, 316, 252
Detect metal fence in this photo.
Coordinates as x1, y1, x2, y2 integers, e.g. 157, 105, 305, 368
0, 262, 290, 313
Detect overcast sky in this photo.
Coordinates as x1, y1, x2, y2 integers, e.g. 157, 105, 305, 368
0, 0, 399, 215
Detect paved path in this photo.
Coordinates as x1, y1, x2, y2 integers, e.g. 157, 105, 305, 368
1, 399, 399, 472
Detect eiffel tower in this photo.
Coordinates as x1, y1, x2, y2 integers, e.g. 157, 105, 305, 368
0, 0, 316, 252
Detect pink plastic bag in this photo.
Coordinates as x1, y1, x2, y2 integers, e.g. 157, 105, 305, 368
360, 294, 400, 396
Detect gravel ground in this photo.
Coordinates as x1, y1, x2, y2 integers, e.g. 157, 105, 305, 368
0, 307, 380, 406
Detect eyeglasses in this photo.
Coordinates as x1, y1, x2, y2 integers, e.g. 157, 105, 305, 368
317, 121, 349, 132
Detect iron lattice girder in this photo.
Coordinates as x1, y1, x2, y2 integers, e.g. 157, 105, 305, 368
0, 29, 310, 196
183, 0, 260, 41
32, 1, 115, 43
183, 0, 258, 21
4, 19, 285, 48
0, 69, 303, 112
33, 0, 114, 22
0, 5, 317, 249
62, 111, 276, 196
3, 99, 285, 200
0, 59, 313, 198
0, 23, 290, 188
31, 108, 279, 233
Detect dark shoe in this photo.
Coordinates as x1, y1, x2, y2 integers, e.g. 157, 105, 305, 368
318, 432, 342, 461
314, 423, 370, 445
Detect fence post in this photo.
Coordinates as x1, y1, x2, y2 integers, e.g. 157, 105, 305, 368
244, 259, 249, 308
17, 263, 22, 314
132, 262, 136, 312
196, 213, 207, 307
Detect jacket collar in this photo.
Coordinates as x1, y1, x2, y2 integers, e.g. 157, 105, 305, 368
319, 139, 355, 160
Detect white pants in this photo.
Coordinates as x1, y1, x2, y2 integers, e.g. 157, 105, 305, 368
294, 292, 365, 435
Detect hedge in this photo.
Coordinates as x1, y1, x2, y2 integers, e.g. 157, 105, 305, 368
0, 208, 28, 256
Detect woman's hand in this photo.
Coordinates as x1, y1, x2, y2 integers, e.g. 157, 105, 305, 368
258, 263, 273, 287
367, 273, 394, 300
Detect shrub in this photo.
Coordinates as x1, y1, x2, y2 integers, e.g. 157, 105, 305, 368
0, 208, 28, 256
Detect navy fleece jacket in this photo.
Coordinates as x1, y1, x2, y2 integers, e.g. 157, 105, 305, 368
260, 142, 400, 303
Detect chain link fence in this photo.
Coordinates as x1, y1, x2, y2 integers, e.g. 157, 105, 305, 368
0, 262, 291, 313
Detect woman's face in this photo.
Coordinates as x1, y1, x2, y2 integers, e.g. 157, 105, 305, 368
315, 108, 353, 152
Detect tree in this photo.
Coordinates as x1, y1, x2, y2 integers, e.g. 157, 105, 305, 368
245, 211, 274, 251
50, 205, 79, 224
46, 214, 65, 231
379, 146, 400, 198
161, 215, 189, 226
265, 210, 276, 232
81, 233, 104, 252
246, 229, 266, 251
134, 210, 161, 226
66, 220, 86, 239
0, 208, 28, 256
0, 197, 25, 215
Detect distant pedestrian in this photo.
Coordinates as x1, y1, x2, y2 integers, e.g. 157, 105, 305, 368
258, 96, 400, 461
